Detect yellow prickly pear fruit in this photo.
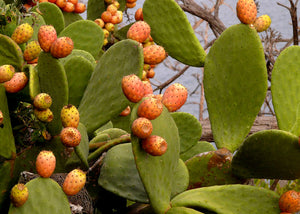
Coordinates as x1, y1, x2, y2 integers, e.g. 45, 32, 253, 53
10, 184, 29, 207
253, 15, 271, 32
34, 108, 54, 123
33, 93, 52, 110
23, 41, 42, 62
60, 104, 80, 128
11, 23, 34, 44
0, 64, 15, 83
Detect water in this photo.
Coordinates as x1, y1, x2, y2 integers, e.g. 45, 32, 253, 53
84, 0, 296, 119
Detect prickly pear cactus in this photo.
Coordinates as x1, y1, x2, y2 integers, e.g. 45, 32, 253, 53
8, 177, 71, 214
171, 184, 280, 213
271, 46, 300, 134
0, 34, 23, 69
232, 129, 300, 179
204, 24, 268, 152
78, 39, 144, 135
21, 12, 46, 42
0, 161, 15, 209
166, 207, 204, 214
143, 0, 206, 67
62, 11, 83, 27
180, 141, 215, 161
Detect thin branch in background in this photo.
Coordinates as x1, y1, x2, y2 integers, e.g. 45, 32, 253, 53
199, 69, 205, 121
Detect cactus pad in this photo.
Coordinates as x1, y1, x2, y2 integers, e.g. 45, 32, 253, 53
24, 64, 40, 100
62, 11, 83, 27
63, 55, 94, 107
171, 184, 280, 214
271, 46, 300, 133
166, 207, 204, 214
204, 24, 267, 152
0, 161, 14, 210
0, 85, 16, 159
0, 34, 23, 70
232, 129, 300, 179
59, 20, 104, 58
180, 141, 216, 161
37, 52, 68, 135
61, 49, 96, 67
171, 112, 202, 154
74, 123, 89, 169
8, 177, 71, 214
87, 0, 106, 21
131, 101, 180, 214
186, 148, 243, 189
78, 39, 143, 135
143, 0, 206, 67
32, 2, 65, 34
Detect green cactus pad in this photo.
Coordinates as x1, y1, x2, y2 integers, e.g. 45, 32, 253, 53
203, 24, 268, 152
143, 0, 206, 67
62, 11, 83, 27
93, 121, 114, 137
87, 0, 106, 21
171, 184, 280, 214
89, 133, 111, 145
131, 102, 180, 214
59, 20, 104, 58
37, 52, 68, 135
180, 141, 216, 162
113, 23, 133, 41
99, 143, 188, 203
0, 34, 23, 70
21, 12, 46, 42
32, 2, 65, 34
78, 39, 143, 135
271, 46, 300, 133
0, 161, 14, 210
74, 123, 89, 169
63, 55, 94, 107
8, 177, 71, 214
0, 85, 16, 159
24, 64, 40, 100
166, 207, 204, 214
290, 102, 300, 136
98, 128, 128, 139
111, 114, 131, 133
60, 49, 96, 67
171, 112, 202, 154
232, 129, 300, 179
186, 148, 243, 189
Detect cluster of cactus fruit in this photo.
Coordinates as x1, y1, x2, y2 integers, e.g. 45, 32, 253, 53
2, 0, 300, 213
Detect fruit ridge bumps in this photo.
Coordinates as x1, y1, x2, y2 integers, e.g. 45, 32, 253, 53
236, 0, 257, 24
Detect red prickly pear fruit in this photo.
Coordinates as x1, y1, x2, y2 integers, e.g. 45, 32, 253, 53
63, 169, 86, 196
38, 25, 57, 52
11, 23, 33, 44
122, 74, 145, 103
3, 72, 28, 93
143, 45, 167, 65
60, 104, 80, 128
0, 110, 3, 126
10, 184, 29, 207
147, 68, 155, 79
142, 80, 153, 96
33, 93, 52, 110
253, 14, 271, 32
162, 83, 188, 112
35, 150, 56, 178
142, 135, 168, 156
126, 2, 136, 8
50, 37, 74, 58
135, 8, 143, 21
0, 64, 15, 83
127, 21, 151, 43
34, 108, 54, 123
131, 117, 153, 139
137, 97, 163, 120
120, 105, 131, 116
60, 127, 81, 147
236, 0, 257, 25
23, 40, 42, 62
279, 190, 300, 213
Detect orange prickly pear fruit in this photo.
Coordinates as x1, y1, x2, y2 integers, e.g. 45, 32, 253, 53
162, 83, 188, 112
63, 169, 86, 196
131, 117, 153, 139
142, 135, 168, 156
94, 18, 105, 28
33, 93, 52, 110
142, 80, 153, 96
0, 64, 15, 83
11, 23, 33, 44
50, 37, 74, 58
23, 40, 42, 62
74, 2, 86, 13
143, 45, 167, 65
3, 72, 28, 93
36, 150, 56, 178
279, 190, 300, 213
62, 2, 75, 13
60, 104, 80, 128
122, 74, 145, 103
34, 108, 54, 123
10, 184, 29, 207
38, 25, 57, 52
147, 68, 155, 78
253, 14, 271, 32
126, 2, 136, 8
101, 11, 112, 23
127, 21, 151, 43
236, 0, 257, 24
120, 106, 131, 116
137, 97, 163, 120
60, 127, 81, 147
135, 8, 143, 21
